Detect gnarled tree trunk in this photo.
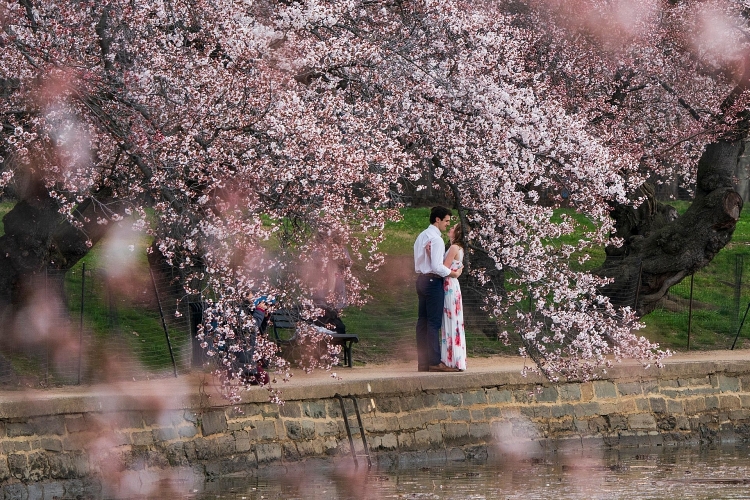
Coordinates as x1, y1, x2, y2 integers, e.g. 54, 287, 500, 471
596, 139, 744, 316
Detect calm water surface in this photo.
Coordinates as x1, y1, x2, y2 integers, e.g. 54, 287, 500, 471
188, 445, 750, 500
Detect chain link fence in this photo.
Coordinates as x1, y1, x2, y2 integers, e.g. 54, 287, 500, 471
0, 263, 196, 388
649, 252, 750, 350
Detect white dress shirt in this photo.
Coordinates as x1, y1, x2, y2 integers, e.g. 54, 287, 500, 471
413, 225, 452, 277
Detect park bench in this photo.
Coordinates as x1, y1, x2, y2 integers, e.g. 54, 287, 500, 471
270, 309, 358, 368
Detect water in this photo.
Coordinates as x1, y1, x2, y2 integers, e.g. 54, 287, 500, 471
187, 445, 750, 500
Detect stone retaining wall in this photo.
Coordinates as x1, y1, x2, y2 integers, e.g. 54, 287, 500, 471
1, 359, 749, 496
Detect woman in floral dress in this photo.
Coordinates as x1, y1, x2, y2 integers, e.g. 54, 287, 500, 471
441, 223, 466, 371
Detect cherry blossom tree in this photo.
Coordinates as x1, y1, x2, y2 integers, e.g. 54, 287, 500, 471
1, 0, 748, 391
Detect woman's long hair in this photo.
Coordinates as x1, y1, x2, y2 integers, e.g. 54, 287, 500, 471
451, 223, 465, 249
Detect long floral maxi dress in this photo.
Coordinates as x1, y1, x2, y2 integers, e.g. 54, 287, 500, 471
441, 249, 466, 370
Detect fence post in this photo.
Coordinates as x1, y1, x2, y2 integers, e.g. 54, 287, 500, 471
78, 263, 85, 385
150, 266, 178, 377
633, 260, 643, 311
734, 254, 744, 332
687, 274, 694, 350
44, 267, 50, 385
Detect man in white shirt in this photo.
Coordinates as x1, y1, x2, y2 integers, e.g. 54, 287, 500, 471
414, 206, 462, 372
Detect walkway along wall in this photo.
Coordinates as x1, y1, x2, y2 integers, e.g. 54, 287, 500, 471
0, 357, 749, 495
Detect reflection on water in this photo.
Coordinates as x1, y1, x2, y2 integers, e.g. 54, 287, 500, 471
189, 444, 750, 500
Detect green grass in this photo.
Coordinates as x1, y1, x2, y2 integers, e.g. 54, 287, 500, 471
2, 197, 749, 375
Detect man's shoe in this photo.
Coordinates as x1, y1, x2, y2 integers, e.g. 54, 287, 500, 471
418, 365, 430, 372
428, 363, 460, 372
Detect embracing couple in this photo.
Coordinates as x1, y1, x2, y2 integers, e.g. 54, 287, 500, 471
414, 206, 467, 373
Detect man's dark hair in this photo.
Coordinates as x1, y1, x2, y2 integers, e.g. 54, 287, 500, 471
430, 206, 452, 224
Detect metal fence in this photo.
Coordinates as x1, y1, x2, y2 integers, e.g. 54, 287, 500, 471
0, 263, 195, 387
649, 252, 750, 350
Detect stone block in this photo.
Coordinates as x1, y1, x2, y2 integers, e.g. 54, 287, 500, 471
0, 455, 9, 483
616, 399, 637, 414
104, 411, 144, 430
398, 412, 426, 431
365, 415, 398, 433
559, 384, 581, 401
705, 396, 720, 410
535, 386, 558, 403
660, 379, 679, 389
666, 400, 684, 414
48, 452, 88, 479
593, 381, 617, 399
627, 413, 657, 430
639, 380, 658, 394
131, 430, 154, 447
551, 404, 575, 419
511, 419, 540, 440
616, 382, 643, 396
683, 398, 707, 414
27, 416, 65, 437
213, 434, 236, 456
6, 422, 33, 438
486, 388, 512, 404
374, 433, 398, 450
536, 406, 554, 418
438, 393, 462, 407
163, 442, 188, 467
401, 393, 439, 411
718, 375, 741, 393
375, 397, 401, 414
423, 408, 449, 422
573, 402, 600, 418
315, 420, 339, 437
442, 422, 470, 444
597, 402, 618, 415
469, 422, 492, 440
729, 409, 750, 421
64, 415, 87, 434
513, 388, 535, 404
470, 409, 487, 422
177, 424, 198, 438
574, 418, 589, 433
649, 397, 667, 413
62, 432, 99, 451
719, 395, 741, 410
8, 453, 28, 481
397, 432, 416, 449
302, 401, 327, 419
200, 411, 227, 436
608, 414, 628, 431
462, 390, 488, 406
285, 420, 315, 441
548, 417, 575, 433
450, 409, 471, 422
414, 428, 432, 446
580, 383, 594, 401
588, 416, 609, 433
255, 443, 282, 463
635, 398, 650, 411
520, 406, 536, 418
247, 420, 278, 441
296, 439, 325, 457
153, 427, 178, 441
193, 437, 219, 460
500, 406, 522, 418
279, 403, 302, 418
40, 438, 62, 452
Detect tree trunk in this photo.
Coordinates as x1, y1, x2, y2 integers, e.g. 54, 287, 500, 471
0, 181, 112, 309
596, 140, 744, 315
